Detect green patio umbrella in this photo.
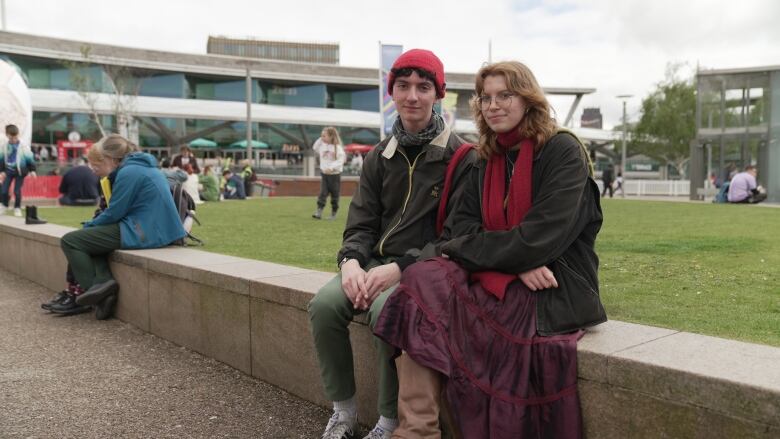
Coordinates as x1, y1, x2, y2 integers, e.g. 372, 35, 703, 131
188, 138, 218, 148
228, 139, 269, 149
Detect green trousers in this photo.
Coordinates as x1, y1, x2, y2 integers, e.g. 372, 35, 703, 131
308, 259, 399, 418
60, 224, 121, 291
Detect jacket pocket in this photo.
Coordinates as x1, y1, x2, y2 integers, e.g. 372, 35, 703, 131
536, 257, 607, 335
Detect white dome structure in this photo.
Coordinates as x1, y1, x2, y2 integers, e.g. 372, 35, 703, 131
0, 59, 33, 147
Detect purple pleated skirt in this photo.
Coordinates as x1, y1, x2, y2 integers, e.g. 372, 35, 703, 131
373, 257, 583, 439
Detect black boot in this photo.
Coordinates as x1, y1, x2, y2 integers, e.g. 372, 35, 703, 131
94, 293, 117, 320
25, 205, 47, 225
49, 293, 92, 316
41, 290, 70, 311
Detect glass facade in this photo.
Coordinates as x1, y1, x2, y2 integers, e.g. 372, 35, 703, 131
2, 50, 451, 176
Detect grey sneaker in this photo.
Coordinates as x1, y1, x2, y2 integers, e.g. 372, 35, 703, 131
362, 425, 393, 439
322, 410, 356, 439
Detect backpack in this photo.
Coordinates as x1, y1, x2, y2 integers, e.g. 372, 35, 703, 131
171, 182, 204, 246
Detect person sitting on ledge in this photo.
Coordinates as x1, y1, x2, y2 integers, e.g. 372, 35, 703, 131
58, 134, 185, 313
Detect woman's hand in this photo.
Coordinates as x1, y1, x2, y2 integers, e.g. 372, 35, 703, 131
518, 266, 558, 291
363, 263, 401, 307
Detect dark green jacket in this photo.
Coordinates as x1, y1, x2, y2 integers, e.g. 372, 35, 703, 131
441, 132, 607, 335
338, 125, 472, 269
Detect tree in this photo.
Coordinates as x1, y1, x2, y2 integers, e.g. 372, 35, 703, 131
62, 45, 143, 140
629, 64, 696, 178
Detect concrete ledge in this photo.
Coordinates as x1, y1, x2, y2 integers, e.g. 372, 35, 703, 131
1, 215, 778, 437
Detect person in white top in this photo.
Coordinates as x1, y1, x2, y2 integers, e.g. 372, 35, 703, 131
312, 127, 345, 220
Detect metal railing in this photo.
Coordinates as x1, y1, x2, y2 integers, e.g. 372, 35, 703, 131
596, 180, 690, 197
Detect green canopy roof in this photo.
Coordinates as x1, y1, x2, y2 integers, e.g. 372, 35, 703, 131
188, 138, 218, 148
228, 139, 269, 149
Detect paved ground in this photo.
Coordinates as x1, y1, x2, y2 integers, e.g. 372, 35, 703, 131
0, 268, 332, 438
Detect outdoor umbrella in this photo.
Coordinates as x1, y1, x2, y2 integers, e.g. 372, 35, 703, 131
344, 143, 374, 154
188, 138, 218, 148
228, 139, 269, 149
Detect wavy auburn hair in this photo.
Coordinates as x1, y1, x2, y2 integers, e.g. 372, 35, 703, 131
471, 61, 557, 159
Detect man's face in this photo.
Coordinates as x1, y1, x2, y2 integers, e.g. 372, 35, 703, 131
748, 169, 758, 177
7, 134, 19, 144
392, 71, 437, 133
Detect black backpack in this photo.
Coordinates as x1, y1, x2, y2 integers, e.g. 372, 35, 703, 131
171, 182, 204, 246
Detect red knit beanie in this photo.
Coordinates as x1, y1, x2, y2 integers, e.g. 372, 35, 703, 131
387, 49, 446, 99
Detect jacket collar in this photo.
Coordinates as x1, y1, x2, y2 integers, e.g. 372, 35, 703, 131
382, 123, 452, 160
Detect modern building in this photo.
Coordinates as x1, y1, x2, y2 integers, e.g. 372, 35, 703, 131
0, 30, 614, 175
580, 107, 603, 129
690, 64, 780, 202
207, 36, 339, 65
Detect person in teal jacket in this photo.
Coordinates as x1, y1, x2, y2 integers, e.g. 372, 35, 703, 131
0, 124, 37, 216
58, 134, 186, 309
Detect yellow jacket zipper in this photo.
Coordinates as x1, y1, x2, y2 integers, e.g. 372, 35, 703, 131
378, 150, 425, 256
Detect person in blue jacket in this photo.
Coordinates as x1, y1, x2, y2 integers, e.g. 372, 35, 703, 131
58, 134, 186, 309
0, 124, 37, 217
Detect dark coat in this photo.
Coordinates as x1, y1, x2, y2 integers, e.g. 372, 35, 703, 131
338, 126, 472, 269
440, 132, 607, 335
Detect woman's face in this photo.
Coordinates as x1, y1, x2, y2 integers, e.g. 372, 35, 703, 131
480, 74, 527, 134
89, 158, 117, 177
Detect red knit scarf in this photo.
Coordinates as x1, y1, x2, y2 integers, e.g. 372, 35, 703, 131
471, 129, 534, 300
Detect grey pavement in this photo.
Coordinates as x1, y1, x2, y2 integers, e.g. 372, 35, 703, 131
0, 268, 332, 438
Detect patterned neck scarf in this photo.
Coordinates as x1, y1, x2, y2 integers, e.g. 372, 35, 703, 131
391, 111, 445, 147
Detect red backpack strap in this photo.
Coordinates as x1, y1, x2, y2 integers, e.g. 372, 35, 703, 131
436, 143, 475, 236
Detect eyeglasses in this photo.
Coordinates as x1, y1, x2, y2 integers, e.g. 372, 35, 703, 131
477, 91, 516, 110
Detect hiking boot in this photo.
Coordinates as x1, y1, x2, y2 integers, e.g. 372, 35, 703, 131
94, 293, 118, 320
41, 290, 70, 311
312, 208, 323, 219
49, 293, 92, 316
76, 279, 119, 306
25, 206, 47, 225
321, 410, 356, 439
14, 208, 22, 217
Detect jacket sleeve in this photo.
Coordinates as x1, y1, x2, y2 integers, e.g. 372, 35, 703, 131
441, 135, 590, 273
84, 169, 140, 227
24, 145, 36, 173
414, 151, 483, 263
337, 149, 384, 267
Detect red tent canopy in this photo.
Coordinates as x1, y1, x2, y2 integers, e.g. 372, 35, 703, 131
344, 143, 374, 154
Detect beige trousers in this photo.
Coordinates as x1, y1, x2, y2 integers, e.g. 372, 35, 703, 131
392, 354, 461, 439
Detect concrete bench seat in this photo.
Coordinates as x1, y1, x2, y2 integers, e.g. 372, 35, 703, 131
0, 215, 778, 438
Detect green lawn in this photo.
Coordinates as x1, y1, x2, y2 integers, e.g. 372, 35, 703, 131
40, 198, 780, 347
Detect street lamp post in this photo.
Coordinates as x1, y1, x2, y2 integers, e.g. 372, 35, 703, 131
616, 94, 633, 174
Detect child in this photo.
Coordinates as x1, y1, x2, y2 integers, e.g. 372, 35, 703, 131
222, 169, 246, 200
0, 124, 37, 216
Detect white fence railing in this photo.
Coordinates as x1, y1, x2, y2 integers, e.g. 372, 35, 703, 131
596, 180, 690, 197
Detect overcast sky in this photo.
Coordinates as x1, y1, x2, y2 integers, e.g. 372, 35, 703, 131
3, 0, 779, 129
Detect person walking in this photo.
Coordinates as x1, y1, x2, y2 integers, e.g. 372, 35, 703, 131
312, 127, 346, 220
0, 124, 37, 216
601, 163, 615, 198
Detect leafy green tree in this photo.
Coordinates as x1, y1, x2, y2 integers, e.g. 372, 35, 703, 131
630, 65, 696, 177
